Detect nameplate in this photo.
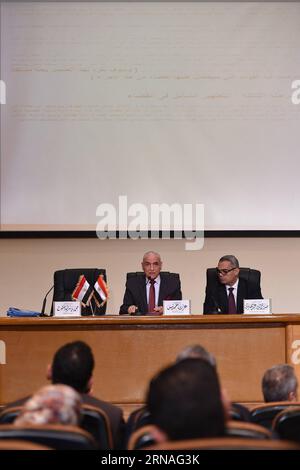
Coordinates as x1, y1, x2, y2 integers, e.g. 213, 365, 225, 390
163, 300, 191, 315
53, 301, 81, 317
243, 299, 272, 315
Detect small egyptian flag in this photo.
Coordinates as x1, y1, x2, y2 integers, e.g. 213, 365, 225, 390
72, 275, 93, 307
94, 274, 109, 308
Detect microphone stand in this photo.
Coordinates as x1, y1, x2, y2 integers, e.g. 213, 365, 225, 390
90, 297, 95, 317
40, 285, 54, 317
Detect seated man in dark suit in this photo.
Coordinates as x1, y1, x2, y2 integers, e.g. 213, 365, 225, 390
203, 254, 263, 314
119, 251, 182, 315
146, 358, 228, 442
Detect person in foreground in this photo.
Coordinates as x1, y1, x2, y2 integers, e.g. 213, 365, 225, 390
125, 344, 217, 443
119, 251, 182, 315
176, 344, 250, 422
3, 341, 125, 448
14, 384, 81, 426
125, 343, 250, 444
262, 364, 298, 402
203, 254, 263, 314
146, 358, 229, 442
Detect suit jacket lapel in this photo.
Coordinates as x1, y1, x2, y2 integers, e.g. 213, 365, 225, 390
158, 274, 167, 306
139, 275, 148, 312
217, 280, 245, 313
237, 278, 246, 313
218, 284, 228, 313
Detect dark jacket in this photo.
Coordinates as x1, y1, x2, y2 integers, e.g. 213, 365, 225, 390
119, 272, 182, 314
203, 277, 263, 314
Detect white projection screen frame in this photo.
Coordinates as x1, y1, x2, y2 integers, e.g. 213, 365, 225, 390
1, 1, 300, 233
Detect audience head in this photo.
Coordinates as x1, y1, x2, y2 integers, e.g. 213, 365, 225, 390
217, 255, 240, 286
142, 251, 162, 280
176, 344, 216, 368
262, 364, 298, 402
49, 341, 94, 393
146, 358, 226, 441
15, 384, 82, 426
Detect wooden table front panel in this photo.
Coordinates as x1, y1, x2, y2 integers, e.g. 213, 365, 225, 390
0, 316, 289, 405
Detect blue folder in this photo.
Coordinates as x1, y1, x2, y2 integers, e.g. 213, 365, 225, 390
7, 307, 41, 317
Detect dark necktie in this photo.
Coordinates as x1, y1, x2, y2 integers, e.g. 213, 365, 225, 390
148, 279, 156, 313
228, 287, 237, 314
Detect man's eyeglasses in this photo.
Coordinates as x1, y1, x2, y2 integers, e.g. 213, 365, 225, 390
216, 267, 237, 275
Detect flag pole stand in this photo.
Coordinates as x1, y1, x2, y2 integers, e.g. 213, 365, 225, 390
90, 298, 95, 317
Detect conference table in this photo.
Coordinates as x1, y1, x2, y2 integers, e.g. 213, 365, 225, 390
1, 315, 300, 412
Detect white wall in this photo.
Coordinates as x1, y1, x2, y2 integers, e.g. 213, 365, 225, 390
0, 236, 299, 315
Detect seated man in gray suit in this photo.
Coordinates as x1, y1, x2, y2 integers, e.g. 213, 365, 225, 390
119, 251, 182, 315
203, 254, 263, 314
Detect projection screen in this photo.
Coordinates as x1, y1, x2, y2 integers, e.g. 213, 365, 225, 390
1, 1, 300, 232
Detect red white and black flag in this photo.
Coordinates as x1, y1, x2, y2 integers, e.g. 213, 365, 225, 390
72, 275, 93, 307
94, 274, 109, 308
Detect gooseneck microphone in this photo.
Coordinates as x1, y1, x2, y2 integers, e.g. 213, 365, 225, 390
132, 308, 143, 316
212, 296, 222, 314
40, 285, 54, 316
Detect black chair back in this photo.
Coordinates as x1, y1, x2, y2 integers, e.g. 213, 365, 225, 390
52, 268, 107, 315
0, 424, 97, 450
250, 402, 300, 429
147, 436, 300, 450
225, 421, 272, 439
230, 403, 251, 422
0, 439, 51, 450
0, 406, 22, 424
127, 425, 157, 450
0, 403, 113, 449
273, 406, 300, 442
81, 404, 113, 449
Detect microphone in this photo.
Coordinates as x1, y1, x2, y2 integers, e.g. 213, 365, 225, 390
132, 309, 144, 316
211, 296, 222, 314
40, 285, 54, 316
